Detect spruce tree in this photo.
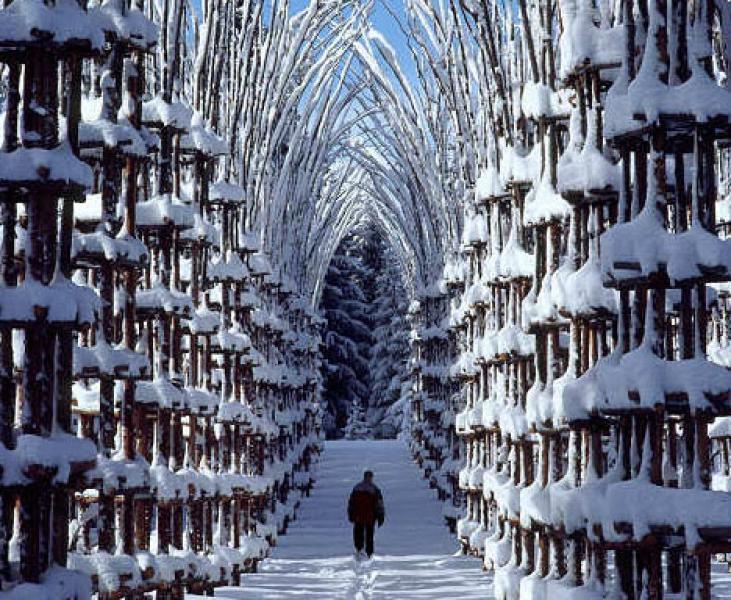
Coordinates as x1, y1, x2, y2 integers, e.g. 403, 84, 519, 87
319, 237, 373, 437
365, 241, 410, 437
343, 398, 370, 439
320, 229, 411, 438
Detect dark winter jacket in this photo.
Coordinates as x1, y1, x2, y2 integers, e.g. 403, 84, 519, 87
348, 480, 385, 526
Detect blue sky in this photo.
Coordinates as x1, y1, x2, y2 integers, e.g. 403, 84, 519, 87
372, 0, 416, 82
191, 0, 416, 83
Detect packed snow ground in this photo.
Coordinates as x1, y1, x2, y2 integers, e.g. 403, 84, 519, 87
205, 440, 492, 598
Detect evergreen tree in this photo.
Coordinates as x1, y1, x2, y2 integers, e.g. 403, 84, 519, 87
343, 399, 370, 439
319, 229, 411, 439
319, 238, 373, 438
365, 242, 410, 438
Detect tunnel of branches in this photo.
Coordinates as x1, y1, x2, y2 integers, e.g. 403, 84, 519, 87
2, 0, 731, 599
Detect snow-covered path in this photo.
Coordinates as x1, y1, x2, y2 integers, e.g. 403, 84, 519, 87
212, 440, 492, 598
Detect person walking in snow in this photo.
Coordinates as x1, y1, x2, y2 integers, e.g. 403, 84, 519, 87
347, 470, 385, 559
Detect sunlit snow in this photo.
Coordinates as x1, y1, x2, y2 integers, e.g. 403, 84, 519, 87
202, 440, 491, 599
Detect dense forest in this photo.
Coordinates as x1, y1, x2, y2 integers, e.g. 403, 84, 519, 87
320, 231, 409, 439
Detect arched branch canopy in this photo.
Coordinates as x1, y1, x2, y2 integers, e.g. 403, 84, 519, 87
211, 0, 489, 307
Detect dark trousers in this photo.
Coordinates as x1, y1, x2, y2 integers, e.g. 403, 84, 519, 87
353, 522, 375, 556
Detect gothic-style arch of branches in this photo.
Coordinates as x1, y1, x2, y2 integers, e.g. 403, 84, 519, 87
2, 0, 731, 599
